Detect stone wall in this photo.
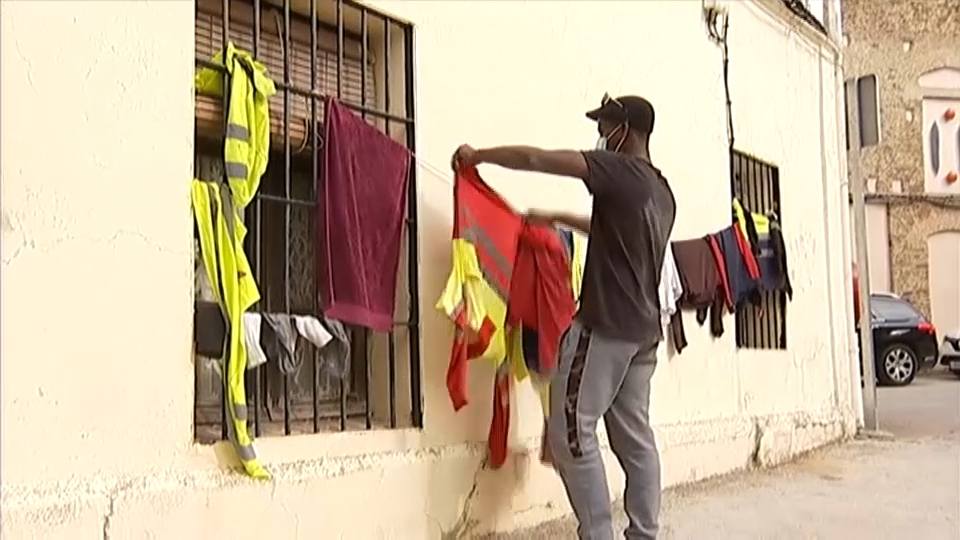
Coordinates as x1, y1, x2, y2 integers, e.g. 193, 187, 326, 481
842, 0, 960, 316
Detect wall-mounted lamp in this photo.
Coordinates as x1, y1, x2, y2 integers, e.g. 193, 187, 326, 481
945, 108, 956, 121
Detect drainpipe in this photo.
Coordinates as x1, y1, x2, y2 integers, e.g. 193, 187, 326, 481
817, 43, 842, 413
845, 82, 880, 431
836, 64, 865, 427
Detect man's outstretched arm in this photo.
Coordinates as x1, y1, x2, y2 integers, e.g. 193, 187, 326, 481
528, 210, 591, 235
454, 144, 590, 180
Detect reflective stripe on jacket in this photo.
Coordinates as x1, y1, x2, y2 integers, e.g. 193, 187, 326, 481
195, 42, 276, 208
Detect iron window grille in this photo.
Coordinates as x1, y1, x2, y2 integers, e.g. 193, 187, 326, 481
730, 150, 787, 350
193, 0, 422, 443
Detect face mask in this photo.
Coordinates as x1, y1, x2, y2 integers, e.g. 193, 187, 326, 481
596, 123, 627, 152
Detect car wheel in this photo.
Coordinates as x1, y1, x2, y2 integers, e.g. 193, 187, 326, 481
877, 344, 918, 386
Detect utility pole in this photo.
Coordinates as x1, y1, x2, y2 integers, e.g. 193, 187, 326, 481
844, 79, 879, 432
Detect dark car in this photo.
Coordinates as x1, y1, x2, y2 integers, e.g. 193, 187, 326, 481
868, 293, 939, 386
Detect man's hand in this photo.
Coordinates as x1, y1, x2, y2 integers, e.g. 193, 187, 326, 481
451, 144, 480, 172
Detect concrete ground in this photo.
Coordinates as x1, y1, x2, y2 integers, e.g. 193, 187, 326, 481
495, 369, 960, 539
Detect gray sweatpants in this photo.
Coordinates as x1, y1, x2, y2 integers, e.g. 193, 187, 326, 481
547, 319, 661, 540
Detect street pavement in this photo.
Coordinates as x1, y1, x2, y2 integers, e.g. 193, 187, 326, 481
495, 369, 960, 539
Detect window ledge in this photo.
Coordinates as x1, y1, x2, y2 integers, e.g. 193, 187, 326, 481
180, 427, 427, 474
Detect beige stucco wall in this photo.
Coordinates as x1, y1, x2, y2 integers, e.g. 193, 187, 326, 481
1, 1, 857, 538
843, 0, 960, 319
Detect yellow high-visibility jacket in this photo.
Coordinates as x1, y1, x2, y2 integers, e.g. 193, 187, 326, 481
196, 42, 276, 209
193, 42, 275, 479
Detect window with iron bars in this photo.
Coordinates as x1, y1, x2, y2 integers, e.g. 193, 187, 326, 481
730, 150, 787, 350
193, 0, 421, 443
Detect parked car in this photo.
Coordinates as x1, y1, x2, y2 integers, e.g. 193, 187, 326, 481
939, 331, 960, 378
867, 293, 939, 386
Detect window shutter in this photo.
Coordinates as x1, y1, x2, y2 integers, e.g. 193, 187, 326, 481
195, 0, 375, 151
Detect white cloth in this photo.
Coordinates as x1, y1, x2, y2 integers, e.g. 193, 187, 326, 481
243, 312, 268, 370
659, 245, 683, 328
293, 315, 333, 350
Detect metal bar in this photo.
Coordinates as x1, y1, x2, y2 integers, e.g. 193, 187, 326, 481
310, 0, 320, 435
384, 20, 391, 122
274, 83, 413, 123
195, 59, 413, 124
252, 0, 261, 55
755, 163, 767, 348
749, 159, 761, 346
336, 0, 347, 433
198, 0, 364, 42
734, 151, 743, 348
220, 0, 231, 442
336, 0, 343, 99
364, 329, 372, 429
282, 0, 293, 437
361, 14, 371, 430
388, 331, 397, 428
340, 378, 348, 430
381, 16, 400, 430
221, 385, 229, 440
251, 0, 263, 439
773, 168, 787, 349
255, 193, 314, 206
403, 24, 423, 428
761, 165, 774, 349
361, 9, 368, 119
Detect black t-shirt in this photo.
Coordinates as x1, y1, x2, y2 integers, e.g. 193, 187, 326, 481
576, 150, 677, 345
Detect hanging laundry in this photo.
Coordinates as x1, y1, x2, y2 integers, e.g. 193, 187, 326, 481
488, 361, 512, 469
714, 225, 758, 307
669, 238, 727, 353
243, 313, 268, 370
505, 226, 586, 468
508, 222, 578, 376
298, 315, 351, 381
733, 199, 762, 252
195, 300, 228, 359
192, 180, 269, 480
436, 169, 590, 471
437, 166, 523, 411
195, 42, 276, 209
733, 224, 760, 280
319, 97, 410, 332
194, 42, 275, 480
659, 244, 683, 329
732, 198, 794, 297
755, 220, 793, 299
292, 315, 333, 349
262, 313, 299, 375
509, 230, 587, 378
247, 313, 351, 380
705, 234, 733, 310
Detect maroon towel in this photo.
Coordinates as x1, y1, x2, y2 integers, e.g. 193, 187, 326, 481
319, 97, 410, 331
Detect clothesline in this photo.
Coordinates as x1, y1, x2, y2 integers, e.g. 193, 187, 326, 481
411, 153, 455, 187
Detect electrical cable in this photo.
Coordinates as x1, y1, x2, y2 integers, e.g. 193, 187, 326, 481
865, 192, 960, 210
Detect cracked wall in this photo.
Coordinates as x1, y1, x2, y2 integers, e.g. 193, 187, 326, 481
1, 0, 857, 538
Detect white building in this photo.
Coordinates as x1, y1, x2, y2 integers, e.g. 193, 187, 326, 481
1, 0, 859, 538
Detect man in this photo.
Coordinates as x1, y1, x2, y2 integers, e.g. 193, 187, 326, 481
452, 94, 676, 540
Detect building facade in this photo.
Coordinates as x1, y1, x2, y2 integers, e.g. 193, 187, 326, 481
842, 0, 960, 335
2, 1, 858, 538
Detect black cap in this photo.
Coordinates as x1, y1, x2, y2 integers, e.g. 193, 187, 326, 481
585, 94, 655, 135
